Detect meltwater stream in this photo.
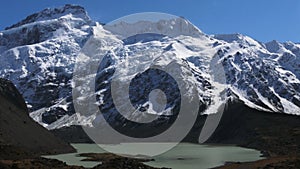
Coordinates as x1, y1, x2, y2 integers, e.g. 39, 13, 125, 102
44, 143, 264, 169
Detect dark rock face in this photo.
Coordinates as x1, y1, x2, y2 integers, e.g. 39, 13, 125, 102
0, 78, 75, 160
96, 60, 182, 138
0, 78, 27, 110
51, 125, 94, 143
42, 107, 69, 124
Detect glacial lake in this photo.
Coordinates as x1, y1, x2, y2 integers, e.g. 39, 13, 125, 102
44, 143, 264, 169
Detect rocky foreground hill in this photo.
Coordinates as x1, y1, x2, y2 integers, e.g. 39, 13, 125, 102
0, 78, 162, 169
0, 78, 75, 159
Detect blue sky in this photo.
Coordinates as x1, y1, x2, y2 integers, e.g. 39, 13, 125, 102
1, 0, 300, 42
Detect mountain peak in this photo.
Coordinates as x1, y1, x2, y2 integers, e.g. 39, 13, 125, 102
214, 33, 263, 48
213, 33, 243, 43
5, 4, 90, 30
265, 40, 283, 53
104, 17, 203, 39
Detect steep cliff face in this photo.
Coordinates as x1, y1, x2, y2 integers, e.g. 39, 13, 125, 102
0, 78, 75, 159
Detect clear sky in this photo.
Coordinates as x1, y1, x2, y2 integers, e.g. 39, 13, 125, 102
1, 0, 300, 42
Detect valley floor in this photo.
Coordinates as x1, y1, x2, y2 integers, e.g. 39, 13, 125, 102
214, 156, 300, 169
0, 153, 163, 169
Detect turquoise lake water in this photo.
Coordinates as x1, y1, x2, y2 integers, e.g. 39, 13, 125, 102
44, 143, 264, 169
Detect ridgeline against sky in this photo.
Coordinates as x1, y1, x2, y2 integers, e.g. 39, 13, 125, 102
1, 0, 300, 42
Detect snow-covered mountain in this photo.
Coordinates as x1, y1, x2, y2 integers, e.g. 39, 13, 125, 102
0, 4, 299, 130
0, 5, 95, 125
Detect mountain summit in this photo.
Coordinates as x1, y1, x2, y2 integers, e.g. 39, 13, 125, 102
5, 4, 90, 30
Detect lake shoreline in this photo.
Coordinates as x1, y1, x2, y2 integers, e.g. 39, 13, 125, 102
43, 143, 264, 169
1, 140, 297, 169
